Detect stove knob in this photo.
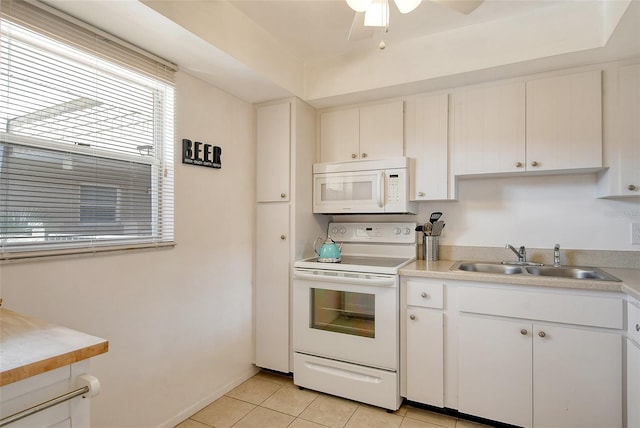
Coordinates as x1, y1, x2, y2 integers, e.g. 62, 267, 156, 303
403, 227, 411, 235
331, 227, 338, 235
394, 227, 401, 235
339, 227, 346, 234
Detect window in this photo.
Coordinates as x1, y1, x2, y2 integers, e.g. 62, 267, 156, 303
79, 185, 119, 224
0, 0, 175, 258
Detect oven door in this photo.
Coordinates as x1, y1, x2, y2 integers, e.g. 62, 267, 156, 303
292, 268, 399, 370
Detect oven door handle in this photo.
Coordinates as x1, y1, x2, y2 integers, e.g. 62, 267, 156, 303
293, 270, 396, 287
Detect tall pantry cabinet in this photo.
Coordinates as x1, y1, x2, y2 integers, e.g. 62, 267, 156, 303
254, 98, 328, 373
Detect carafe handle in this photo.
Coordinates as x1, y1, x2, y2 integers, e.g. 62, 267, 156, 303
313, 237, 323, 256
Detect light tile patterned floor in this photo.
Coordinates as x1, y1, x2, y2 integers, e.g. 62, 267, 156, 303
175, 371, 493, 428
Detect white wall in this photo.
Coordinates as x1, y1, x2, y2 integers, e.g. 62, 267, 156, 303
336, 173, 640, 252
424, 173, 640, 251
0, 71, 257, 428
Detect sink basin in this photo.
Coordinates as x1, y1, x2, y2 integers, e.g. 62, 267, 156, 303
452, 262, 524, 275
450, 261, 621, 282
524, 266, 621, 282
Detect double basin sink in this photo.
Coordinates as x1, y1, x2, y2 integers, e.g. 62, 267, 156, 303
450, 261, 621, 282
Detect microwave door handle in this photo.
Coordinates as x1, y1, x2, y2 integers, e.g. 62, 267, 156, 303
377, 171, 385, 208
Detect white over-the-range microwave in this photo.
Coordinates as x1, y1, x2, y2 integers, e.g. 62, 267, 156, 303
312, 157, 417, 214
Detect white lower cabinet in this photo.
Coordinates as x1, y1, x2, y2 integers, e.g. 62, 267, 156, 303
628, 340, 640, 428
458, 315, 532, 426
457, 285, 622, 428
627, 298, 640, 428
401, 279, 444, 407
0, 361, 93, 428
255, 203, 291, 373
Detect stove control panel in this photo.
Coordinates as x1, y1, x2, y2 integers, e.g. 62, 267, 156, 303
328, 222, 416, 244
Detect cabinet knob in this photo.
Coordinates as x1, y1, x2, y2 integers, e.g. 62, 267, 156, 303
280, 235, 286, 240
280, 193, 287, 199
409, 314, 416, 320
361, 153, 368, 158
520, 329, 528, 336
531, 161, 539, 167
629, 184, 638, 191
636, 324, 640, 332
538, 331, 546, 338
421, 292, 428, 298
351, 153, 358, 159
418, 192, 426, 197
516, 162, 523, 168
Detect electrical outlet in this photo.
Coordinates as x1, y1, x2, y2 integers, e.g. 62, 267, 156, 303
632, 223, 640, 245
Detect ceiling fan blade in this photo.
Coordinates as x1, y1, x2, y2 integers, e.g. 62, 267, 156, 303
394, 0, 422, 14
431, 0, 484, 14
348, 12, 375, 40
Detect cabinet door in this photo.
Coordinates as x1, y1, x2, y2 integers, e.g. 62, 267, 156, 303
458, 314, 532, 427
405, 93, 449, 200
405, 307, 444, 406
257, 102, 291, 202
452, 82, 525, 175
255, 203, 291, 372
628, 340, 640, 428
319, 108, 359, 162
526, 71, 602, 172
533, 324, 621, 428
618, 64, 640, 195
359, 101, 404, 160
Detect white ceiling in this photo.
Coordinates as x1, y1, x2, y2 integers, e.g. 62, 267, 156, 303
43, 0, 640, 108
229, 0, 560, 61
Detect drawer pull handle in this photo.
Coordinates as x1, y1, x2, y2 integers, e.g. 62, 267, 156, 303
520, 329, 528, 335
421, 292, 428, 298
538, 331, 546, 338
409, 314, 416, 320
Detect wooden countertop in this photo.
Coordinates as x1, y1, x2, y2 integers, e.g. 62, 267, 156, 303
400, 260, 640, 300
0, 308, 108, 386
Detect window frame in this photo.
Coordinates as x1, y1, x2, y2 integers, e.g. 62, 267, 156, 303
0, 1, 176, 261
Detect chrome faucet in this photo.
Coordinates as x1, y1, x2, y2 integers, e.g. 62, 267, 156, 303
506, 244, 527, 263
553, 244, 561, 267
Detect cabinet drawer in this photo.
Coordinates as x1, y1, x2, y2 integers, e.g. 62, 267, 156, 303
458, 285, 623, 329
406, 280, 443, 309
628, 299, 640, 345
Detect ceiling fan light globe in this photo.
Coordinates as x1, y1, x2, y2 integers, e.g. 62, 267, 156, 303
346, 0, 373, 12
364, 0, 390, 27
393, 0, 422, 13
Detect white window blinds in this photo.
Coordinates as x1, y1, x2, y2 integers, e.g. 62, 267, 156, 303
0, 0, 176, 259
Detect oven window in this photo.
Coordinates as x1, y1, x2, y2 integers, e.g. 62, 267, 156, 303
310, 288, 375, 338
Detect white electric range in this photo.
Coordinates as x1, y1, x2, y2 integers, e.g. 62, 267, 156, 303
292, 222, 416, 410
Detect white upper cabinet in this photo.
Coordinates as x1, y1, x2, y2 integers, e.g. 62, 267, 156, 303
617, 65, 640, 195
452, 82, 526, 175
599, 64, 640, 197
452, 70, 603, 177
526, 70, 602, 172
319, 108, 359, 162
320, 100, 404, 162
405, 93, 450, 200
257, 102, 291, 202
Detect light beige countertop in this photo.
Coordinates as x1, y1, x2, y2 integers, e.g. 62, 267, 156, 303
0, 308, 108, 386
400, 260, 640, 301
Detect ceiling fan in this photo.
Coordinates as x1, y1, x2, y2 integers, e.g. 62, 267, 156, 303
347, 0, 484, 48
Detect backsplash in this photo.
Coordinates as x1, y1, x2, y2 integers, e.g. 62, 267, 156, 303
420, 245, 640, 269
